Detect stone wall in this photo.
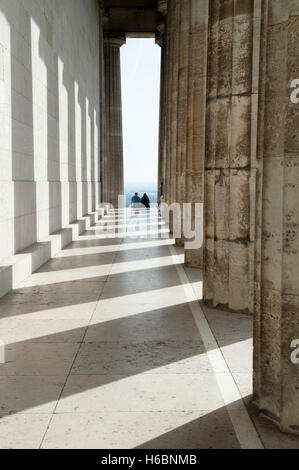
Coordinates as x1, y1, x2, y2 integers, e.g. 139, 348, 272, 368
0, 0, 102, 261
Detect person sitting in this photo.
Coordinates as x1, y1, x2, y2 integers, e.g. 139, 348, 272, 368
131, 192, 141, 208
140, 193, 150, 209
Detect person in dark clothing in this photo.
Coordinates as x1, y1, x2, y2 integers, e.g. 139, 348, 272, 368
140, 193, 150, 209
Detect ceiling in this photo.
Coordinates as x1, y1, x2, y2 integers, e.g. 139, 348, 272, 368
103, 0, 164, 36
104, 1, 157, 8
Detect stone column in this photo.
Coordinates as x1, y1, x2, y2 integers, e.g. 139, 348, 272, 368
161, 0, 180, 231
169, 0, 180, 220
156, 1, 167, 206
162, 3, 172, 208
99, 1, 106, 203
175, 0, 191, 247
183, 0, 209, 265
162, 0, 208, 246
157, 34, 165, 200
253, 0, 299, 435
104, 35, 125, 207
203, 0, 256, 312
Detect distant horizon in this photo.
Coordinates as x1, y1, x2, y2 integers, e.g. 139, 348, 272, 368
124, 182, 158, 207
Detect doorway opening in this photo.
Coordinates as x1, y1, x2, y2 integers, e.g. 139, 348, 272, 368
120, 38, 161, 207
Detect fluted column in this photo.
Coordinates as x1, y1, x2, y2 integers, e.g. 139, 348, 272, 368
99, 1, 106, 203
156, 1, 167, 205
175, 0, 191, 246
169, 0, 180, 221
104, 35, 125, 207
162, 0, 181, 231
161, 0, 172, 204
203, 0, 256, 311
157, 35, 165, 194
184, 0, 209, 264
253, 0, 299, 435
162, 0, 208, 246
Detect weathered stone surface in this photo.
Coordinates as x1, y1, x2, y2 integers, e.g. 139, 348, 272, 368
214, 169, 230, 240
205, 100, 217, 169
203, 237, 215, 302
229, 170, 250, 240
204, 170, 215, 239
228, 241, 249, 311
253, 2, 299, 435
160, 0, 208, 266
283, 156, 299, 294
215, 98, 231, 169
231, 95, 251, 168
103, 36, 125, 208
261, 157, 284, 291
214, 240, 229, 306
203, 0, 256, 314
217, 15, 233, 96
232, 17, 253, 94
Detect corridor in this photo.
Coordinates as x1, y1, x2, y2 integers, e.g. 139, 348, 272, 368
0, 208, 294, 449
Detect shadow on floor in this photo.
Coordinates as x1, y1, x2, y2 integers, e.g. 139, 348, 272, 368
0, 296, 254, 418
37, 245, 177, 272
135, 404, 241, 449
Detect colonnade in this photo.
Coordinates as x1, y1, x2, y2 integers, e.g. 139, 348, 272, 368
158, 0, 299, 435
101, 0, 299, 435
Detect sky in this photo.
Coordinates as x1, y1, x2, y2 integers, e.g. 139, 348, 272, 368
120, 38, 161, 186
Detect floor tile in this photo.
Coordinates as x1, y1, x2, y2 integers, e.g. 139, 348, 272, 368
0, 342, 79, 376
71, 341, 209, 375
56, 373, 225, 413
0, 414, 51, 449
41, 410, 240, 449
0, 376, 65, 414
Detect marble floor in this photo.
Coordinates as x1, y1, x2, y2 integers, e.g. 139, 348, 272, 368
0, 208, 298, 449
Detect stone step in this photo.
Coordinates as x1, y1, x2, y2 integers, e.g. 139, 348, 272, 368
0, 206, 108, 300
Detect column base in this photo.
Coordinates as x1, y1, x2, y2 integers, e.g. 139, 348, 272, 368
175, 237, 185, 247
185, 247, 203, 269
252, 400, 299, 436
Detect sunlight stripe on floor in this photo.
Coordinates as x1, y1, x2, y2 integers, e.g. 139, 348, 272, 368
168, 245, 263, 450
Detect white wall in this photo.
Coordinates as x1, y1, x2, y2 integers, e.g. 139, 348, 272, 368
0, 0, 101, 261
